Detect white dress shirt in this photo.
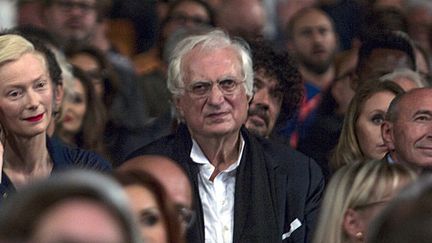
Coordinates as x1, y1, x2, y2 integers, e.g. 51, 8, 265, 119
190, 137, 245, 243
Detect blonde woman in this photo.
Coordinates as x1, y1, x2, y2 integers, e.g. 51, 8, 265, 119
313, 159, 416, 243
0, 34, 110, 199
331, 81, 404, 170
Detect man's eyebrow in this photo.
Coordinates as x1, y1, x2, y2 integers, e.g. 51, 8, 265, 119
412, 110, 432, 117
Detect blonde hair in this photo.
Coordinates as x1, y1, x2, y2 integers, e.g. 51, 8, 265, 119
331, 81, 405, 170
0, 34, 35, 65
313, 159, 417, 243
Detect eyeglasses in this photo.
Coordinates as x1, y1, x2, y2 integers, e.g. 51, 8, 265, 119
176, 205, 195, 229
168, 13, 210, 26
184, 78, 245, 98
54, 0, 96, 13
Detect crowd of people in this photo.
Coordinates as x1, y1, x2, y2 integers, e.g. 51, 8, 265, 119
1, 0, 432, 242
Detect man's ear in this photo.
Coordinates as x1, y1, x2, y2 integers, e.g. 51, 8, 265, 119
173, 96, 184, 119
343, 208, 365, 241
382, 121, 395, 150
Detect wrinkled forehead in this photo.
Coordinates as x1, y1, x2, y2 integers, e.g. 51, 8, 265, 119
182, 46, 243, 78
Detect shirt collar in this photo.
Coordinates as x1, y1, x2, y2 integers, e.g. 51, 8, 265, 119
190, 135, 245, 173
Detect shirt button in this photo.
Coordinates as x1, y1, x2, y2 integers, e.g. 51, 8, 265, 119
224, 226, 229, 231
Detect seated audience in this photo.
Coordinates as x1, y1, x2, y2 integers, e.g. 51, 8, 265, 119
55, 66, 108, 159
368, 176, 432, 243
0, 34, 110, 200
127, 30, 324, 243
313, 159, 417, 243
332, 81, 404, 170
114, 170, 185, 243
0, 170, 141, 243
382, 87, 432, 172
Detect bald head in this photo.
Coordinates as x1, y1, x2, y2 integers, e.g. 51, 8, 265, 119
216, 0, 266, 40
119, 155, 193, 209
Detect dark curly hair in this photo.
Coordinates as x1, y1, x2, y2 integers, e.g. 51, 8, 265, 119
249, 39, 303, 125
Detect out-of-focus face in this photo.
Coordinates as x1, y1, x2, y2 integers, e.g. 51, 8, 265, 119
163, 0, 211, 40
43, 0, 98, 44
125, 185, 168, 243
0, 53, 53, 137
175, 46, 249, 139
358, 48, 412, 82
246, 70, 282, 137
31, 199, 125, 243
61, 78, 87, 135
356, 91, 396, 159
385, 89, 432, 168
289, 9, 337, 74
69, 53, 104, 98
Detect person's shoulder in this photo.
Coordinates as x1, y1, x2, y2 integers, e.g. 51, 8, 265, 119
48, 137, 112, 172
125, 133, 177, 161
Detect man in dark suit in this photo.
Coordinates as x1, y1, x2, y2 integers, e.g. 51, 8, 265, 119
127, 30, 324, 243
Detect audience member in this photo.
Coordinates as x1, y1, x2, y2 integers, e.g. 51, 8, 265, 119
413, 42, 432, 84
216, 0, 266, 41
367, 176, 432, 243
55, 66, 108, 158
119, 154, 193, 233
127, 30, 324, 243
283, 7, 338, 148
41, 0, 148, 131
298, 48, 358, 179
313, 159, 416, 243
0, 170, 142, 242
406, 0, 432, 52
114, 170, 184, 243
0, 34, 110, 200
332, 81, 404, 170
245, 39, 303, 138
382, 87, 432, 172
133, 0, 215, 77
379, 68, 428, 90
355, 31, 417, 87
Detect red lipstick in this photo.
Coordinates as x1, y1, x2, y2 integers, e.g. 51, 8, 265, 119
25, 113, 44, 122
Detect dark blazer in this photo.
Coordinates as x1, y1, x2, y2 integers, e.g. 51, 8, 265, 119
128, 124, 324, 243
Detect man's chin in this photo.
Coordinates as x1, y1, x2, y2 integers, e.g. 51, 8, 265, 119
246, 125, 268, 138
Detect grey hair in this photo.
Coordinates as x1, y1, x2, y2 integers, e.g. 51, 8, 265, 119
0, 170, 143, 243
167, 29, 254, 97
379, 68, 428, 88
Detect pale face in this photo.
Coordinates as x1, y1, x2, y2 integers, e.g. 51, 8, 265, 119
386, 89, 432, 167
43, 0, 98, 44
31, 199, 125, 243
175, 47, 249, 139
69, 53, 103, 98
356, 91, 395, 159
290, 10, 337, 74
0, 53, 53, 138
61, 78, 87, 135
125, 185, 168, 243
246, 70, 282, 137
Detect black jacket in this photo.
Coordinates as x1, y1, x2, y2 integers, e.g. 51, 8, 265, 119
128, 124, 324, 243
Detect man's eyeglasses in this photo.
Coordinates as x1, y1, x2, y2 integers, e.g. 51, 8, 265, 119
184, 79, 245, 98
54, 0, 96, 13
176, 205, 195, 229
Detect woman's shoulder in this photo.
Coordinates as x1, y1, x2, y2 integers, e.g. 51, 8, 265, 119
48, 137, 112, 172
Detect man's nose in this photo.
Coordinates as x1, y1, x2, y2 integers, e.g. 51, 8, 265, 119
207, 84, 225, 105
26, 90, 39, 110
253, 88, 270, 109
